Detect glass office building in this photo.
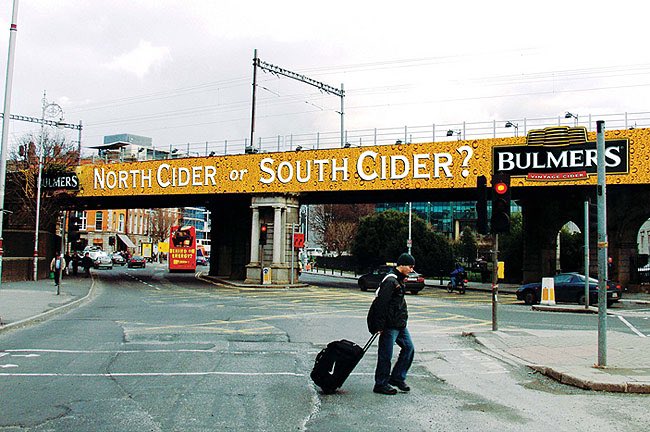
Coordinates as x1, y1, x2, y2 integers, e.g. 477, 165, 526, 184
375, 201, 520, 239
182, 207, 210, 241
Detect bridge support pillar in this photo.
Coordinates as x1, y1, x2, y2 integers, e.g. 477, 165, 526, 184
245, 195, 300, 285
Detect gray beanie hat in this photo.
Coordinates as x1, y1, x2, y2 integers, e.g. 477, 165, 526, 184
397, 253, 415, 266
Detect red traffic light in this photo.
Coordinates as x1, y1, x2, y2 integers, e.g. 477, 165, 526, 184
260, 224, 267, 232
494, 182, 508, 195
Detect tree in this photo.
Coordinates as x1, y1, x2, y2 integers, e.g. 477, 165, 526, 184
455, 227, 478, 264
351, 209, 453, 276
149, 208, 182, 243
6, 130, 79, 231
310, 203, 374, 256
560, 226, 583, 272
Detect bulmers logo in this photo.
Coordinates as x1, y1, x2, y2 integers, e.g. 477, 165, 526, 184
492, 126, 629, 180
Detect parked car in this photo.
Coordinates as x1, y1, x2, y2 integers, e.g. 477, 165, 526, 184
196, 255, 209, 266
358, 265, 425, 294
112, 253, 126, 265
94, 252, 113, 270
127, 255, 146, 269
516, 273, 622, 307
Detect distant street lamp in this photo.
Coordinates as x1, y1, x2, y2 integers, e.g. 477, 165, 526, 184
33, 92, 66, 281
565, 111, 579, 126
505, 121, 519, 137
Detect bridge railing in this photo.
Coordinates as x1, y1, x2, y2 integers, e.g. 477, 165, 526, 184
89, 111, 650, 163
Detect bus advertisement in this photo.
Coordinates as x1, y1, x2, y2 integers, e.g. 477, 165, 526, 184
169, 225, 197, 272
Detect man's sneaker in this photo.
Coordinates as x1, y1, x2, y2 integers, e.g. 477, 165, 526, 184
388, 379, 410, 392
373, 385, 397, 395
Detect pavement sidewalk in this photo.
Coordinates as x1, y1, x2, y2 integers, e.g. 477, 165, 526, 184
0, 275, 93, 331
470, 329, 650, 393
2, 270, 650, 393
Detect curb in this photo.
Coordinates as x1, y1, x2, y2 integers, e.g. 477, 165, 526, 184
529, 365, 650, 393
0, 277, 96, 334
531, 305, 600, 313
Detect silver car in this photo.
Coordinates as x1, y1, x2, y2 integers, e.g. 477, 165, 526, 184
94, 252, 114, 269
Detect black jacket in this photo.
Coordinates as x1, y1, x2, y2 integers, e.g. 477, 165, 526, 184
367, 269, 408, 333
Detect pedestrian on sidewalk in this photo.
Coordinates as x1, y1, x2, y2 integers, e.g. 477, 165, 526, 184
64, 252, 72, 275
49, 252, 66, 290
367, 252, 416, 395
82, 252, 93, 277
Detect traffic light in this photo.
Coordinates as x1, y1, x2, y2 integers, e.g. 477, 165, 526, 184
259, 223, 268, 245
68, 215, 81, 244
491, 172, 511, 234
476, 175, 488, 235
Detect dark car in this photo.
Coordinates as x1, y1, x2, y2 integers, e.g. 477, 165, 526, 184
358, 265, 425, 295
516, 273, 622, 307
127, 255, 146, 269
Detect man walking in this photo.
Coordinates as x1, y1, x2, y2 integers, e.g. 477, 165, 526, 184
368, 253, 416, 395
49, 252, 66, 292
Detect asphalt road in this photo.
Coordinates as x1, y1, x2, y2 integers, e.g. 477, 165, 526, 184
301, 272, 650, 337
1, 266, 649, 431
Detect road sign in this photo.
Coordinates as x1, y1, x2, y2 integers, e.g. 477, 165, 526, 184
293, 233, 305, 249
262, 267, 272, 285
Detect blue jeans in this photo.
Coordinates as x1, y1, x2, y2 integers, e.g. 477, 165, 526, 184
374, 327, 414, 387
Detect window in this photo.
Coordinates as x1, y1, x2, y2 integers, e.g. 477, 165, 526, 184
79, 211, 87, 230
118, 214, 125, 232
95, 211, 103, 231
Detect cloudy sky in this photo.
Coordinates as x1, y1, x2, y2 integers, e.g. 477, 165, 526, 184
1, 0, 649, 154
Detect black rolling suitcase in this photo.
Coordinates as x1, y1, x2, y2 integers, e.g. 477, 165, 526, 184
310, 333, 379, 394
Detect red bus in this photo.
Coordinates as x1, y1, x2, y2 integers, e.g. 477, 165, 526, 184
168, 225, 197, 272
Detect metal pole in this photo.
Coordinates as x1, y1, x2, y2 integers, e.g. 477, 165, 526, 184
584, 200, 590, 309
340, 83, 345, 147
408, 202, 412, 255
596, 120, 608, 367
58, 210, 66, 295
33, 94, 47, 281
0, 0, 20, 286
555, 231, 561, 274
77, 120, 83, 164
290, 223, 295, 285
492, 233, 499, 331
250, 49, 258, 150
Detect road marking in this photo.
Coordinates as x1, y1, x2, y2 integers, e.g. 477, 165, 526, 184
10, 354, 40, 358
617, 315, 647, 337
0, 371, 305, 377
0, 364, 19, 368
125, 273, 160, 290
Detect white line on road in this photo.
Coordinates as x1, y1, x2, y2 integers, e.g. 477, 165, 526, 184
0, 364, 19, 368
617, 315, 647, 337
0, 371, 305, 377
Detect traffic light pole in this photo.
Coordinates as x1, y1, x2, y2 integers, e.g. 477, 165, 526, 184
492, 233, 499, 331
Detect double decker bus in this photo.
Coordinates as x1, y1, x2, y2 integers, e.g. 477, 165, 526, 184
168, 225, 197, 272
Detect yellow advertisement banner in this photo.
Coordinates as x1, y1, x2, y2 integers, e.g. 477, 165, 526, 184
75, 128, 648, 197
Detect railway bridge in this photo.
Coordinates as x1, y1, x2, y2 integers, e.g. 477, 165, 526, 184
70, 126, 650, 288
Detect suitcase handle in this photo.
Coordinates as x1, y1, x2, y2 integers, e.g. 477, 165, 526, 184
362, 332, 379, 353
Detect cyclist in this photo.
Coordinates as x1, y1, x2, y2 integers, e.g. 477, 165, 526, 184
450, 263, 465, 292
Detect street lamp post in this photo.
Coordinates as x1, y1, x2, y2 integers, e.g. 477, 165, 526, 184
32, 92, 65, 281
